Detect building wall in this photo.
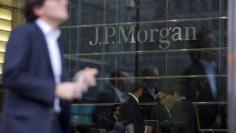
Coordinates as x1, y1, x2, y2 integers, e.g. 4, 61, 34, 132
0, 4, 24, 113
0, 0, 228, 132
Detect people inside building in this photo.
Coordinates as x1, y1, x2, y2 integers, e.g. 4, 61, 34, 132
98, 70, 132, 103
107, 104, 126, 133
138, 66, 160, 132
139, 66, 160, 104
184, 31, 220, 102
120, 82, 153, 133
151, 91, 171, 133
170, 84, 198, 133
92, 70, 132, 130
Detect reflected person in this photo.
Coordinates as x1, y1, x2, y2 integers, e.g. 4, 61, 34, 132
139, 66, 160, 123
151, 91, 171, 133
120, 82, 153, 133
92, 70, 132, 130
184, 31, 220, 101
108, 104, 126, 133
100, 70, 131, 103
170, 85, 198, 133
183, 31, 225, 129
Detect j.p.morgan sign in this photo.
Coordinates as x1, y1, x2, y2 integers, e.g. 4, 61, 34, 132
89, 25, 197, 49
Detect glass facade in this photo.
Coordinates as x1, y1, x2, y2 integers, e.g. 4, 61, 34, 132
0, 0, 229, 133
60, 0, 227, 133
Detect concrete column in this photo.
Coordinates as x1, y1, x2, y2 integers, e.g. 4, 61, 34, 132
228, 0, 236, 132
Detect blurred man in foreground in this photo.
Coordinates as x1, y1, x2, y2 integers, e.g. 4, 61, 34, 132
0, 0, 97, 133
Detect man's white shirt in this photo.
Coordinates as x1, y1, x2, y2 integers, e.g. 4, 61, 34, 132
36, 19, 62, 112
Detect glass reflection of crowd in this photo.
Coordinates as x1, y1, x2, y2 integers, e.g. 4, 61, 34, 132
92, 67, 199, 133
79, 31, 226, 133
92, 70, 132, 131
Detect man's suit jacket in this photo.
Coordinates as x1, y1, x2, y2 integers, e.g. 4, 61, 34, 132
151, 102, 170, 133
139, 86, 157, 121
170, 98, 198, 133
0, 22, 70, 133
97, 87, 121, 103
120, 95, 145, 133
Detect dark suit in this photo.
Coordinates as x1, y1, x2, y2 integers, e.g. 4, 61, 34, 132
139, 86, 156, 120
139, 86, 158, 132
0, 22, 70, 133
170, 98, 198, 133
97, 87, 121, 103
139, 86, 157, 103
120, 95, 145, 133
151, 102, 170, 133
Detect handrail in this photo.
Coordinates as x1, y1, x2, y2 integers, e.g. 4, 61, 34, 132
199, 129, 227, 133
193, 104, 227, 133
71, 101, 227, 107
193, 104, 201, 133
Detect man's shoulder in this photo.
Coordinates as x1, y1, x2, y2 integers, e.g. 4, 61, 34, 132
12, 22, 37, 34
126, 95, 138, 104
96, 89, 117, 102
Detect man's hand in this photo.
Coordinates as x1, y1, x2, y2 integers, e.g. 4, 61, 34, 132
145, 125, 153, 133
74, 67, 98, 88
55, 82, 81, 101
55, 67, 98, 101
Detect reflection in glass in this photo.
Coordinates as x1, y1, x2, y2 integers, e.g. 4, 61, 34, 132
63, 0, 227, 132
